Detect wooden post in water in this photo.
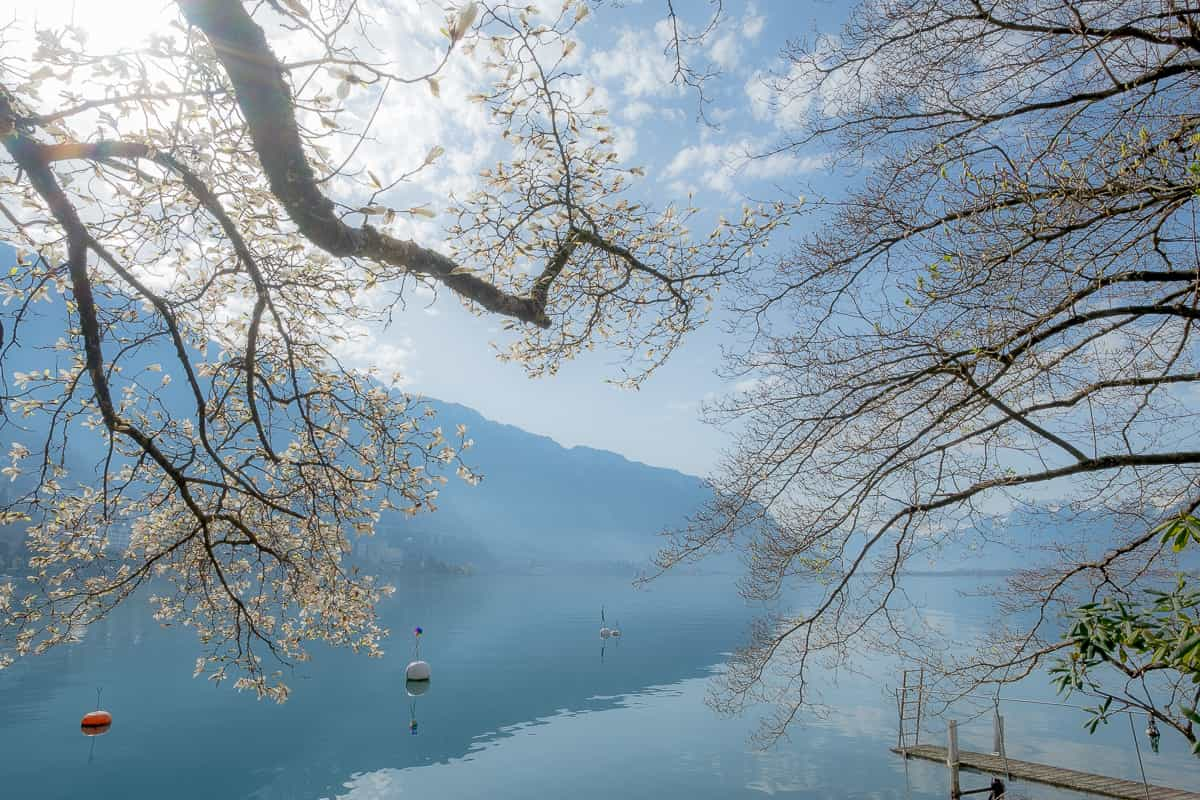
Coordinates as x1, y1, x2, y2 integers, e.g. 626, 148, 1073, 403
947, 719, 960, 799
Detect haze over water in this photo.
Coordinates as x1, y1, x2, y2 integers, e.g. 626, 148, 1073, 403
1, 574, 1197, 799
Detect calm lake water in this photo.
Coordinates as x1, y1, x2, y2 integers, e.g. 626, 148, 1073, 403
1, 573, 1197, 799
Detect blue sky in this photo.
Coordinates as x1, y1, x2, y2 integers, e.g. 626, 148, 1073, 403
355, 0, 850, 476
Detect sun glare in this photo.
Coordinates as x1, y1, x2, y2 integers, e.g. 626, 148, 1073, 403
13, 0, 172, 53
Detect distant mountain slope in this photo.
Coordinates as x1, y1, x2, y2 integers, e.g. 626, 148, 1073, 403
383, 398, 714, 568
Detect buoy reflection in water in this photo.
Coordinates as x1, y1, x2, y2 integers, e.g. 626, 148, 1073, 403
406, 679, 429, 736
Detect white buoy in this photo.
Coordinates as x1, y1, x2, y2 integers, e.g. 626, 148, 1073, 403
610, 620, 621, 638
406, 678, 430, 697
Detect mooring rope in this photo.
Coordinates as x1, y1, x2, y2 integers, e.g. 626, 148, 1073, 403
922, 689, 1155, 714
1126, 712, 1151, 800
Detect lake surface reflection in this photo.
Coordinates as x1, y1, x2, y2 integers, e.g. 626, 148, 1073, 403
0, 574, 1197, 799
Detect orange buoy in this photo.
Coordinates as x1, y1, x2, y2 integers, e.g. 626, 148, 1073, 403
81, 710, 112, 735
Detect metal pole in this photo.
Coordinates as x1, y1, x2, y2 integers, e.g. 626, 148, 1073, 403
915, 667, 925, 747
998, 714, 1009, 780
948, 719, 960, 800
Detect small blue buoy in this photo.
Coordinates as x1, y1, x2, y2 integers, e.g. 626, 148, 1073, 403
406, 625, 430, 680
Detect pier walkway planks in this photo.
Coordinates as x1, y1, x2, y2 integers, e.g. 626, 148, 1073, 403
892, 744, 1199, 800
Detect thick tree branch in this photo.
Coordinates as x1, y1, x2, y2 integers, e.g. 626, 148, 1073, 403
176, 0, 554, 326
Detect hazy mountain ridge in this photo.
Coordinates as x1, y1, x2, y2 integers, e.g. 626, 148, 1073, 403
0, 238, 717, 572
369, 397, 718, 572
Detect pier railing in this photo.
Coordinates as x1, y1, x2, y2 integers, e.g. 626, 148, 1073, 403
889, 676, 1198, 800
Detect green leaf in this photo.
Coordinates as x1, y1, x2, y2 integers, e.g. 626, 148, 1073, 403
1173, 632, 1200, 662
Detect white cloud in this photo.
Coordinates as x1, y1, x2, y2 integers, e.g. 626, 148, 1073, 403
745, 33, 894, 131
744, 71, 773, 122
588, 20, 680, 99
665, 138, 825, 194
622, 101, 656, 122
709, 32, 742, 70
744, 67, 816, 130
743, 151, 826, 179
334, 323, 417, 387
742, 11, 765, 40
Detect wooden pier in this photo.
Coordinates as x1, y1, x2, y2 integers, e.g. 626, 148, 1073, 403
893, 744, 1200, 800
